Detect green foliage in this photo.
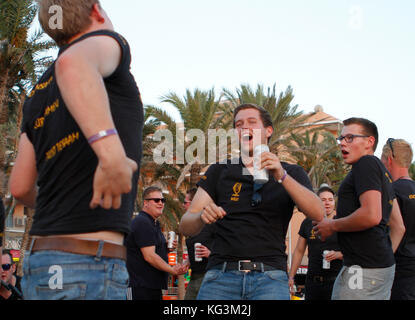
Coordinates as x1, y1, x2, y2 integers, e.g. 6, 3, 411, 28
409, 162, 415, 180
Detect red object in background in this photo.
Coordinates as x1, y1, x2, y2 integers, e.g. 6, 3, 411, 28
168, 253, 176, 266
10, 250, 20, 262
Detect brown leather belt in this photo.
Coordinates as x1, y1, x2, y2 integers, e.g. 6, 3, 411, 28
30, 237, 127, 261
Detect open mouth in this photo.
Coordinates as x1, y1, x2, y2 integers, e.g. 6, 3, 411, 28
241, 133, 253, 142
341, 150, 349, 156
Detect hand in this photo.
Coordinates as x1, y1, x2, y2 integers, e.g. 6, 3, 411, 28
288, 277, 296, 295
171, 263, 189, 276
90, 156, 138, 209
195, 244, 211, 259
259, 152, 285, 181
169, 239, 178, 252
312, 218, 335, 241
200, 202, 227, 224
324, 250, 343, 262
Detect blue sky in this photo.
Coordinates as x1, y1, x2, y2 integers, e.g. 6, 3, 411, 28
40, 0, 415, 157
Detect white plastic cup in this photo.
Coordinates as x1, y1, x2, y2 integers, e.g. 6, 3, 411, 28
322, 250, 330, 269
253, 144, 269, 184
168, 231, 176, 249
194, 243, 202, 262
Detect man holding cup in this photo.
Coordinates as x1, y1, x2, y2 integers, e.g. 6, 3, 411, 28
179, 103, 324, 300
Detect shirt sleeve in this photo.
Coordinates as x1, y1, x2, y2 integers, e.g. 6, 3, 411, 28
197, 163, 225, 203
352, 156, 382, 197
298, 218, 309, 239
286, 164, 314, 191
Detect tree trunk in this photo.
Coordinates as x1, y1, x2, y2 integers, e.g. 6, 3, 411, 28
176, 233, 186, 300
17, 208, 34, 277
189, 163, 202, 189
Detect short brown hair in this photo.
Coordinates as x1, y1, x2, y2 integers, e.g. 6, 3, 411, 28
382, 139, 413, 168
37, 0, 100, 46
142, 186, 162, 201
233, 104, 273, 130
343, 117, 379, 151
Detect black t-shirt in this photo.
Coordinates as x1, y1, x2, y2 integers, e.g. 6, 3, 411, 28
0, 198, 4, 245
298, 218, 342, 277
125, 211, 169, 289
197, 158, 313, 271
393, 179, 415, 279
336, 155, 395, 268
21, 30, 143, 236
185, 224, 215, 275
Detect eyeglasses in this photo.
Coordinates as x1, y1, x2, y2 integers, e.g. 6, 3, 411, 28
144, 198, 166, 204
251, 183, 263, 207
336, 134, 369, 144
387, 138, 395, 158
1, 264, 12, 271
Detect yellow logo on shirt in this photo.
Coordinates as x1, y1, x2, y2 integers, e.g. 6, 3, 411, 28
231, 182, 242, 202
310, 229, 317, 240
385, 172, 393, 183
409, 194, 415, 200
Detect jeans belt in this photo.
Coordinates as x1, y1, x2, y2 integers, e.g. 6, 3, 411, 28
312, 275, 337, 283
222, 261, 276, 272
30, 237, 127, 261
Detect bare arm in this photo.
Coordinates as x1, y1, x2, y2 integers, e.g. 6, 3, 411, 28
389, 198, 405, 253
288, 236, 307, 280
261, 152, 324, 222
140, 246, 187, 276
179, 187, 226, 237
55, 36, 137, 209
9, 134, 38, 208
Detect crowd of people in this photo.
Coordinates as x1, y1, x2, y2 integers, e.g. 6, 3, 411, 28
0, 0, 414, 301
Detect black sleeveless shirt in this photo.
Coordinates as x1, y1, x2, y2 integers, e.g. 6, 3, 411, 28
21, 30, 143, 236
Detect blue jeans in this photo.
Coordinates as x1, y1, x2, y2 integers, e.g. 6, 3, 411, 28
197, 264, 290, 300
21, 249, 129, 300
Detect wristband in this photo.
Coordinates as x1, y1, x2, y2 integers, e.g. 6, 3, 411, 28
87, 128, 118, 144
278, 170, 287, 184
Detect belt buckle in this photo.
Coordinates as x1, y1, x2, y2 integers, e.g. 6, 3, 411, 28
238, 260, 252, 272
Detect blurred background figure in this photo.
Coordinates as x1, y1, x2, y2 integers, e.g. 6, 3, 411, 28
289, 185, 343, 300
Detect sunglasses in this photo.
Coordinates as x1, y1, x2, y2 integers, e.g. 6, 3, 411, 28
387, 138, 395, 158
2, 264, 12, 271
145, 198, 166, 204
251, 183, 263, 207
336, 134, 369, 144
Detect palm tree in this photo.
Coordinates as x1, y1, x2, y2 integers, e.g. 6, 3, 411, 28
0, 0, 56, 194
409, 162, 415, 180
147, 88, 224, 189
221, 83, 307, 155
287, 129, 349, 191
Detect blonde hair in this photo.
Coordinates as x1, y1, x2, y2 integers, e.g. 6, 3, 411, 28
37, 0, 100, 46
382, 139, 413, 168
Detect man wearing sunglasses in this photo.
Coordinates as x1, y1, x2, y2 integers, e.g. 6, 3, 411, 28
314, 117, 405, 300
0, 251, 22, 300
381, 138, 415, 300
179, 103, 325, 300
125, 186, 188, 300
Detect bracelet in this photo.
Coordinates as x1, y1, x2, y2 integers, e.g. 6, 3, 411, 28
87, 128, 118, 144
278, 170, 287, 184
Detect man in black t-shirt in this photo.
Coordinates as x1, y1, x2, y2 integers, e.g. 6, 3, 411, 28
9, 0, 143, 300
125, 186, 188, 300
179, 104, 325, 300
314, 118, 405, 300
289, 186, 343, 300
381, 138, 415, 300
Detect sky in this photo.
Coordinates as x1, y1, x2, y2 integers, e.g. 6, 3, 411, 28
38, 0, 415, 158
